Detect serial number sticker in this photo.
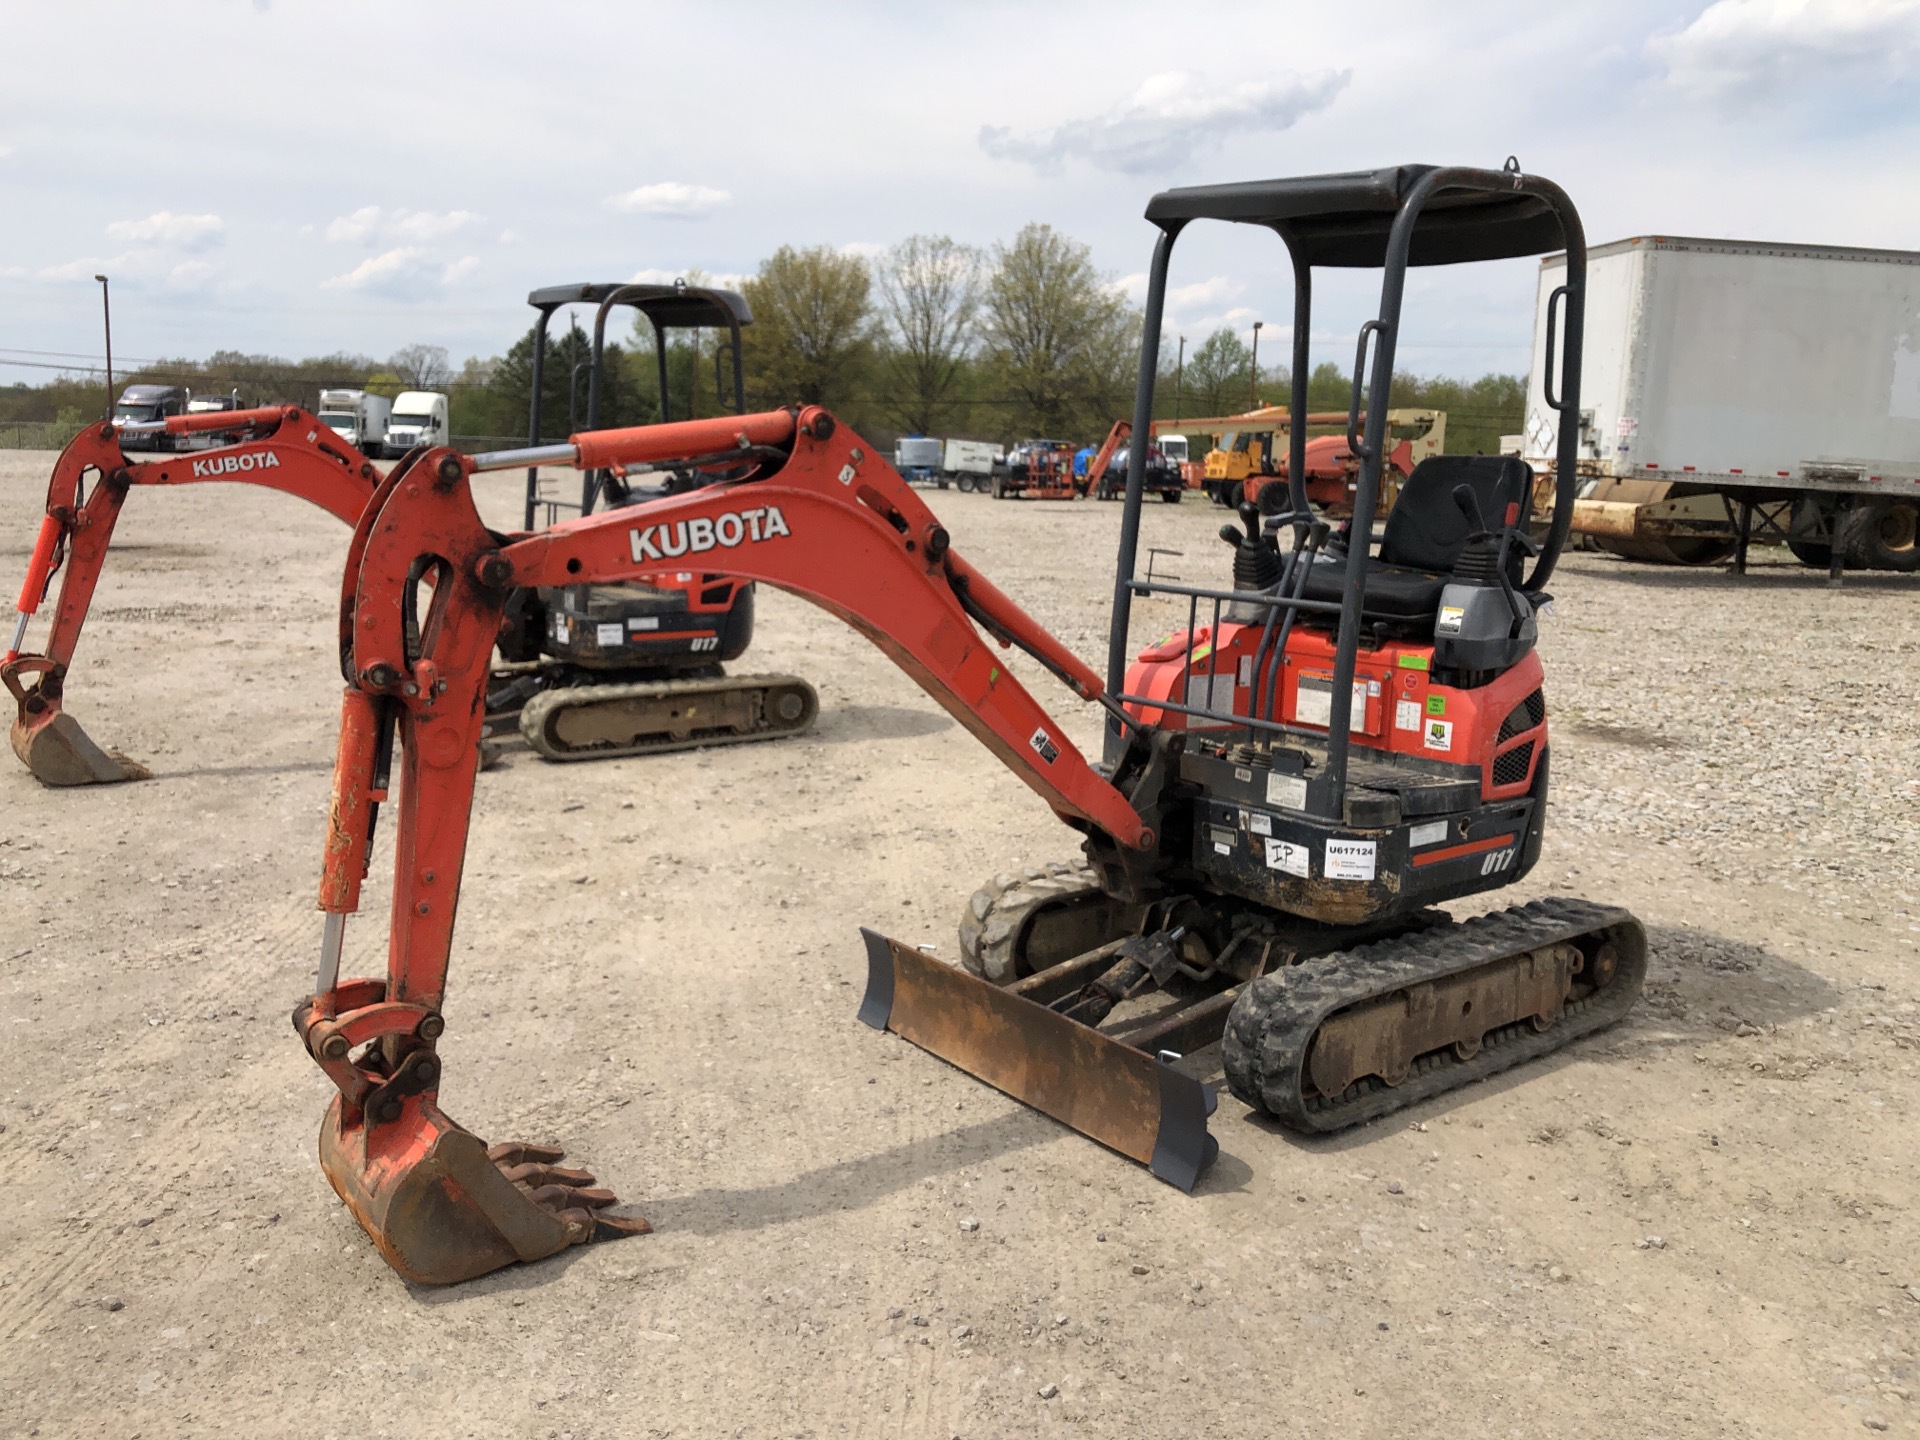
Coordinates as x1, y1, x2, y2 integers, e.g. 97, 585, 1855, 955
1409, 819, 1449, 848
627, 616, 661, 631
1247, 811, 1273, 837
1424, 718, 1454, 752
1266, 772, 1307, 810
1324, 839, 1377, 882
1437, 605, 1465, 635
595, 622, 624, 647
1238, 656, 1253, 686
1294, 673, 1367, 732
1265, 839, 1310, 878
1395, 698, 1422, 732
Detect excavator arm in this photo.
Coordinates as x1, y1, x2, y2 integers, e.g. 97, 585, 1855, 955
3, 408, 379, 784
303, 408, 1213, 1287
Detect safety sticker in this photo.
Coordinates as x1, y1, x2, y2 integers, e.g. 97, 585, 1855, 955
1395, 698, 1422, 732
1436, 606, 1465, 635
1324, 839, 1376, 881
1396, 653, 1429, 671
595, 622, 624, 647
550, 613, 569, 643
1028, 727, 1060, 765
1265, 772, 1307, 810
627, 616, 660, 631
1265, 838, 1310, 878
1423, 718, 1453, 752
1295, 673, 1367, 732
1409, 819, 1449, 848
1246, 811, 1273, 837
1426, 694, 1446, 715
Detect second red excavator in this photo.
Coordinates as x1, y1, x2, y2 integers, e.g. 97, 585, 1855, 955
298, 162, 1647, 1287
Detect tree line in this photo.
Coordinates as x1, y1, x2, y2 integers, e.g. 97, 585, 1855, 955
1, 223, 1527, 454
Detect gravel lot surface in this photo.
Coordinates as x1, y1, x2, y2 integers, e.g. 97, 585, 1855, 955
1, 449, 1916, 1438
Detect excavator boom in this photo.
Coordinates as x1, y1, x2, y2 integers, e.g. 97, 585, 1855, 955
306, 409, 1221, 1284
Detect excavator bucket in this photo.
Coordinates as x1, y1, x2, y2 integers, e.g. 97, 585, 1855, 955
857, 930, 1219, 1191
317, 1093, 650, 1286
9, 707, 151, 786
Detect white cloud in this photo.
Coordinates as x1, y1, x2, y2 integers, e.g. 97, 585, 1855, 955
0, 143, 13, 160
105, 211, 224, 251
39, 252, 138, 281
839, 240, 887, 259
324, 246, 434, 294
1649, 0, 1920, 104
441, 255, 480, 285
168, 259, 220, 288
980, 69, 1349, 175
497, 228, 520, 244
325, 206, 481, 244
605, 182, 731, 218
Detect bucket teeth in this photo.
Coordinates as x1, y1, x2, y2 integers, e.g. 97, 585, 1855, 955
318, 1095, 649, 1286
11, 709, 151, 786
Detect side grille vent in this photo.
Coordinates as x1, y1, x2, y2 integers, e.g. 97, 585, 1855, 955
1492, 741, 1536, 787
1498, 689, 1547, 742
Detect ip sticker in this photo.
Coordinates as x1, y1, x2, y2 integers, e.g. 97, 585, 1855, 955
1323, 839, 1376, 882
1424, 718, 1453, 752
1265, 838, 1310, 878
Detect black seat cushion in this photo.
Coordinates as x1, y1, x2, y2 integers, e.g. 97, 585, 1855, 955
1293, 455, 1534, 626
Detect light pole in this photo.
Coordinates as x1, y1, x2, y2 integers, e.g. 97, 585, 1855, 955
1174, 335, 1185, 422
94, 274, 113, 421
1249, 320, 1263, 409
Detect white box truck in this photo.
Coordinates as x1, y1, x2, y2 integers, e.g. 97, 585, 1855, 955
1525, 235, 1920, 574
318, 389, 392, 458
892, 435, 944, 485
941, 438, 999, 492
385, 391, 451, 454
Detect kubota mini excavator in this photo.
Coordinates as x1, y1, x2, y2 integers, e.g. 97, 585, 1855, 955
3, 283, 814, 787
4, 404, 381, 785
299, 162, 1646, 1287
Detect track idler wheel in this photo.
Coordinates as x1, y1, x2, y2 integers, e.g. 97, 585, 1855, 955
317, 1092, 649, 1286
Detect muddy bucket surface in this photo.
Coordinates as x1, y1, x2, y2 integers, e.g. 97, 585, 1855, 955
11, 709, 151, 786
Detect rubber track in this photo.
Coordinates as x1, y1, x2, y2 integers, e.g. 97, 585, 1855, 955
1222, 896, 1647, 1133
957, 860, 1104, 984
518, 672, 817, 763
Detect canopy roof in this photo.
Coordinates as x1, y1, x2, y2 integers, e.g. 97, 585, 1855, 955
525, 282, 751, 328
1144, 165, 1568, 268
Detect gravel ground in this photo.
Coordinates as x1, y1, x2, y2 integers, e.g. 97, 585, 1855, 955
0, 449, 1916, 1439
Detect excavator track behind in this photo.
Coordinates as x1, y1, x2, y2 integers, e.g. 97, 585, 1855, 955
515, 671, 817, 761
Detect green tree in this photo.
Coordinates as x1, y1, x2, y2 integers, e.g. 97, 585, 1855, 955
875, 235, 981, 436
485, 319, 655, 442
740, 246, 877, 414
1181, 328, 1253, 418
979, 223, 1136, 438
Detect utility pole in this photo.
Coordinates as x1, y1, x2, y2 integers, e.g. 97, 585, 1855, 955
1174, 335, 1185, 422
1249, 320, 1263, 409
94, 275, 113, 421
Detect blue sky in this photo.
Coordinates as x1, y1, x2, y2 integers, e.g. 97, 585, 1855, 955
3, 0, 1917, 384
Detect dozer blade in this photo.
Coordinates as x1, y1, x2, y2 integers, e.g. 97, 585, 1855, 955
318, 1092, 649, 1286
857, 930, 1219, 1192
10, 709, 151, 786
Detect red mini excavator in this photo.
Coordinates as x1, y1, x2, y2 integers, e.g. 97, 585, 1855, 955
4, 405, 381, 784
300, 162, 1647, 1286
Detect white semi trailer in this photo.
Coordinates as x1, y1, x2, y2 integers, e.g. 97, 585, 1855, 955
1525, 235, 1920, 575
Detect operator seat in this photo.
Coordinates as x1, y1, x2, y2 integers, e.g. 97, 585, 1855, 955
1296, 455, 1533, 628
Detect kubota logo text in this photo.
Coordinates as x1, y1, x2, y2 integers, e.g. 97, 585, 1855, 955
190, 450, 282, 478
629, 506, 791, 562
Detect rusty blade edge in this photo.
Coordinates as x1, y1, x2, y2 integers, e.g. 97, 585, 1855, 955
855, 928, 1219, 1193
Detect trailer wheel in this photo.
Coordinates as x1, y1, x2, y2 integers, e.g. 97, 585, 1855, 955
1254, 479, 1290, 516
1839, 498, 1920, 572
